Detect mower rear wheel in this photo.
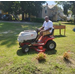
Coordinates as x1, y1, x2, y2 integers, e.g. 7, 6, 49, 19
22, 45, 30, 53
46, 41, 56, 50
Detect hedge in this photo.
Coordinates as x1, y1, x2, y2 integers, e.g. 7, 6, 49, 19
31, 18, 44, 23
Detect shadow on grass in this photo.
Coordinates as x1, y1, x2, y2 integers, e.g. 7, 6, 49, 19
38, 59, 46, 63
17, 49, 57, 56
54, 35, 66, 38
45, 49, 57, 55
64, 58, 72, 64
0, 35, 17, 47
62, 22, 75, 25
17, 49, 38, 56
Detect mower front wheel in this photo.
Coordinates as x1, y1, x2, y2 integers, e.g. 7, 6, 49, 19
22, 45, 30, 53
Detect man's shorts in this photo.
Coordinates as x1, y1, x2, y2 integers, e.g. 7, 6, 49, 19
42, 31, 50, 36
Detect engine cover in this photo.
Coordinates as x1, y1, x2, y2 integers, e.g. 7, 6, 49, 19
17, 30, 37, 43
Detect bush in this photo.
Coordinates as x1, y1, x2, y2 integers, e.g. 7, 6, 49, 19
36, 52, 46, 61
63, 52, 70, 60
67, 18, 74, 23
58, 21, 61, 25
31, 18, 44, 23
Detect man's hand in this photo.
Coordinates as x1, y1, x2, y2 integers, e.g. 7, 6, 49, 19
38, 27, 44, 32
40, 28, 51, 35
40, 30, 45, 35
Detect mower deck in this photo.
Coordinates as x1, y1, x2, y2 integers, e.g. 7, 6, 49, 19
30, 46, 46, 52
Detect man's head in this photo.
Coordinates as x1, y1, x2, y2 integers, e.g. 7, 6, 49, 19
45, 16, 49, 22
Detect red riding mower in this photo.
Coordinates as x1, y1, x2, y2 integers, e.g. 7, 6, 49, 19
17, 29, 56, 53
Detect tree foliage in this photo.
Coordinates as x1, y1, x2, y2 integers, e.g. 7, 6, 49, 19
69, 1, 75, 23
55, 1, 71, 15
0, 1, 45, 20
55, 1, 75, 23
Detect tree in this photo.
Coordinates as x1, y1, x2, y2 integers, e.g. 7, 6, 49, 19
68, 10, 72, 15
20, 1, 29, 20
19, 1, 45, 20
11, 1, 20, 15
69, 1, 75, 23
0, 1, 46, 21
55, 1, 71, 16
0, 1, 20, 20
0, 1, 31, 20
0, 1, 3, 9
11, 1, 21, 20
1, 1, 20, 15
55, 1, 75, 23
63, 4, 71, 16
31, 1, 45, 17
1, 1, 13, 13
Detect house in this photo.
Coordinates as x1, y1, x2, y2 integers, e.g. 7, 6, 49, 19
39, 3, 67, 21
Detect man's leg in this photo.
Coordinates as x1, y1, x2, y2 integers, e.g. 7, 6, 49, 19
36, 31, 43, 42
43, 31, 50, 36
36, 31, 51, 42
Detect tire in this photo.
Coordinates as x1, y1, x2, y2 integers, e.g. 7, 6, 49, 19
46, 41, 56, 50
22, 45, 30, 53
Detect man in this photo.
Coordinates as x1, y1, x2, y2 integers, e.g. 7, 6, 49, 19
36, 16, 54, 41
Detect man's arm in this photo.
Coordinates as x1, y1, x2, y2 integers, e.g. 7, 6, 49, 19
40, 28, 52, 32
38, 27, 44, 32
40, 27, 44, 30
45, 28, 52, 31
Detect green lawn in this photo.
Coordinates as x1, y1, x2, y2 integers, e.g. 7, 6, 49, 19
0, 21, 75, 74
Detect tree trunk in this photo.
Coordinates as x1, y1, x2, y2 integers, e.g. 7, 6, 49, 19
22, 11, 24, 21
63, 7, 68, 16
29, 13, 30, 18
28, 13, 30, 22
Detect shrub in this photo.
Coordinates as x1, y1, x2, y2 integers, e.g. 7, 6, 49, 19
58, 21, 61, 25
67, 18, 74, 23
63, 52, 70, 60
36, 52, 46, 61
31, 18, 44, 23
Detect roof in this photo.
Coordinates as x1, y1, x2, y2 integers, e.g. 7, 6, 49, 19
48, 5, 56, 9
43, 5, 56, 9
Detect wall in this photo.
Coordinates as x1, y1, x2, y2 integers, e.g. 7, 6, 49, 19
42, 5, 49, 18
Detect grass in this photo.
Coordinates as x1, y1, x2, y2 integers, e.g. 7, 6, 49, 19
0, 21, 75, 74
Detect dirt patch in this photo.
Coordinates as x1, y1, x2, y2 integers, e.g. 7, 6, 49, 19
0, 56, 4, 58
57, 55, 75, 68
2, 32, 9, 34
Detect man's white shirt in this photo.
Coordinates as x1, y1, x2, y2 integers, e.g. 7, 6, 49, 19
42, 20, 54, 33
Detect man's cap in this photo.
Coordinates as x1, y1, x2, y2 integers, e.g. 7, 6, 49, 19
44, 16, 49, 19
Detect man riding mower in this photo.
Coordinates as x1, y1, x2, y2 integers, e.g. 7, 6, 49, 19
17, 16, 56, 53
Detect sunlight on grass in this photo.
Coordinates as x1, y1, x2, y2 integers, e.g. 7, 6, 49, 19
0, 23, 3, 25
21, 25, 29, 28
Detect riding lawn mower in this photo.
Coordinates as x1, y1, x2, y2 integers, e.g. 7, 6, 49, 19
17, 29, 56, 53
